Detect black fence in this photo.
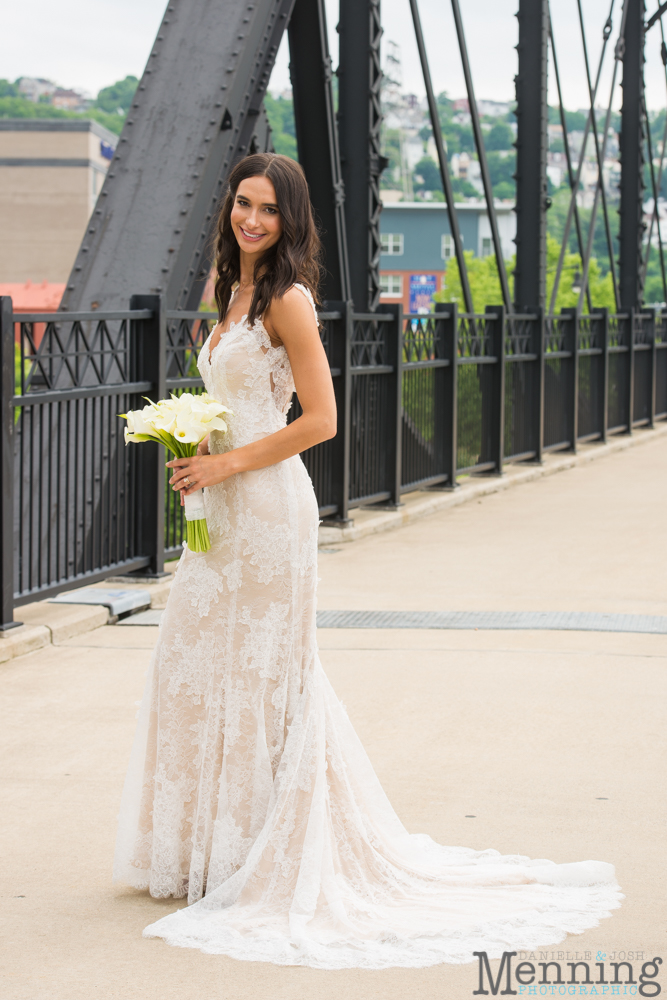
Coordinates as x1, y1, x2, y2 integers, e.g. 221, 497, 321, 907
2, 295, 666, 627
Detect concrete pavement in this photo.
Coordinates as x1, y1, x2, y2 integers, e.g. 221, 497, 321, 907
1, 431, 665, 1000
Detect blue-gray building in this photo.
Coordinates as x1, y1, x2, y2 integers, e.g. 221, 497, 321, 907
379, 200, 515, 311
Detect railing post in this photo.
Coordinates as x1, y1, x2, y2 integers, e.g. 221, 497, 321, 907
647, 308, 657, 427
599, 308, 609, 444
628, 309, 636, 433
0, 298, 20, 630
560, 307, 579, 451
129, 294, 166, 575
321, 300, 351, 525
486, 304, 506, 473
382, 302, 404, 507
535, 307, 545, 461
436, 301, 458, 486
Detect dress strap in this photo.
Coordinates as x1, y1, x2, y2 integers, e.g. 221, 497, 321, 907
292, 282, 318, 321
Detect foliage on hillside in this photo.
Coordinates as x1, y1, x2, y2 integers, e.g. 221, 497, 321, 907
435, 236, 616, 313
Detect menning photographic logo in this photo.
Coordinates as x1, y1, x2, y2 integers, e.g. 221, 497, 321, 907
472, 951, 663, 996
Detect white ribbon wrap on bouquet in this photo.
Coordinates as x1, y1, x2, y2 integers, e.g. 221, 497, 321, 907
183, 489, 206, 521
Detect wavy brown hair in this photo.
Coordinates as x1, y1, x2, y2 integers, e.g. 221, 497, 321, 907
213, 153, 322, 326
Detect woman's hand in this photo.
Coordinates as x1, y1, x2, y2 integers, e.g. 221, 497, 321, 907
197, 434, 210, 456
167, 452, 238, 497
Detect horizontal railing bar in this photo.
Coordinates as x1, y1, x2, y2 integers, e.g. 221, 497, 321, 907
577, 430, 603, 443
165, 377, 205, 389
608, 423, 629, 433
13, 310, 153, 323
504, 449, 537, 462
348, 490, 392, 507
13, 380, 153, 406
508, 313, 538, 321
13, 557, 152, 606
577, 348, 603, 357
459, 313, 498, 321
330, 367, 342, 377
403, 312, 451, 320
400, 473, 449, 492
403, 359, 450, 370
457, 460, 496, 475
165, 311, 217, 320
319, 312, 342, 320
350, 364, 394, 375
608, 346, 629, 354
457, 355, 498, 365
544, 351, 573, 360
351, 312, 394, 322
633, 343, 652, 351
505, 353, 538, 362
316, 504, 339, 517
543, 440, 572, 453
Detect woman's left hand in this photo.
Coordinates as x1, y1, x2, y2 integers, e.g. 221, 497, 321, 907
167, 453, 237, 498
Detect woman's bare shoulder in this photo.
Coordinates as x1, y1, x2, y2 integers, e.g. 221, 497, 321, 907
264, 285, 318, 341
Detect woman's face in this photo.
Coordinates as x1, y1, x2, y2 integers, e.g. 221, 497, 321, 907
230, 175, 283, 259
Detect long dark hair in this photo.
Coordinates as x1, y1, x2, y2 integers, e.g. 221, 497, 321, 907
214, 153, 322, 326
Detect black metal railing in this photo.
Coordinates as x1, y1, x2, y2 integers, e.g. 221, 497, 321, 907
2, 295, 666, 626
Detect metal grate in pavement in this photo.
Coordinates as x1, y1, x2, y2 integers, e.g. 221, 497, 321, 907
315, 610, 667, 634
116, 607, 667, 634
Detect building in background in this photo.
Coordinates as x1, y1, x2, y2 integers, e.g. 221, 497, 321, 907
0, 119, 117, 293
379, 200, 516, 312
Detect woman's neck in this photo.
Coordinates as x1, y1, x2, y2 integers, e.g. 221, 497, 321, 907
238, 250, 258, 290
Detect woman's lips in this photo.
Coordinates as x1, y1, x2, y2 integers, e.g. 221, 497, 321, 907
239, 227, 265, 242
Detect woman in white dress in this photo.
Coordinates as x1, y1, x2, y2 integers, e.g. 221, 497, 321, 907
113, 153, 621, 969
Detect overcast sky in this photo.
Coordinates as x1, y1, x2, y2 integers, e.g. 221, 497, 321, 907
3, 0, 667, 112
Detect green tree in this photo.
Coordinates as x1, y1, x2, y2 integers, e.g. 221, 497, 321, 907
413, 156, 441, 192
94, 75, 138, 114
485, 121, 513, 151
263, 92, 297, 159
0, 79, 19, 98
435, 236, 615, 312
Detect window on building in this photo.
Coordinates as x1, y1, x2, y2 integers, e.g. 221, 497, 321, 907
481, 237, 493, 257
381, 233, 404, 255
380, 274, 403, 298
441, 234, 453, 259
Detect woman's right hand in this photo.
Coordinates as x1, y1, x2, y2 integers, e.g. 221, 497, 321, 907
197, 434, 210, 456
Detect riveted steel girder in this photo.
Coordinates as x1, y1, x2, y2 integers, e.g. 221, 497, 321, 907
61, 0, 295, 313
618, 0, 646, 311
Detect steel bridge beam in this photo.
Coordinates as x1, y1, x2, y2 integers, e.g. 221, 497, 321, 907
61, 0, 294, 313
338, 0, 385, 311
514, 0, 549, 312
618, 0, 646, 311
289, 0, 351, 302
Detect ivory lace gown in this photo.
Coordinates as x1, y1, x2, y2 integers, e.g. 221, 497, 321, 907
114, 283, 622, 969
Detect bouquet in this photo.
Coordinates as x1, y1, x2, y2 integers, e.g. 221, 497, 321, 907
120, 392, 231, 553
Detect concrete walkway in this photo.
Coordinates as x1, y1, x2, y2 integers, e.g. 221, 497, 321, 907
1, 433, 666, 1000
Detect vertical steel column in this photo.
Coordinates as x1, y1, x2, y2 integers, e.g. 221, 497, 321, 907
560, 307, 580, 450
486, 304, 506, 473
628, 310, 636, 431
514, 0, 549, 312
600, 308, 610, 443
320, 301, 351, 525
289, 0, 351, 302
0, 298, 20, 629
381, 303, 404, 506
649, 309, 657, 426
618, 0, 646, 311
338, 0, 384, 311
130, 295, 166, 576
435, 302, 459, 486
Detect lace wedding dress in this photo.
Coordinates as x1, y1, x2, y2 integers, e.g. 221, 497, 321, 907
113, 283, 622, 969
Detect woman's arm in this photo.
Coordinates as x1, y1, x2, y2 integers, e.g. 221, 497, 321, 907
167, 287, 336, 495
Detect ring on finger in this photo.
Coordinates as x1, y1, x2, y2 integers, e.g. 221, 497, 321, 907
183, 476, 191, 487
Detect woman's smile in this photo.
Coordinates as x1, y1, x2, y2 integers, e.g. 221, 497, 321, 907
239, 226, 266, 243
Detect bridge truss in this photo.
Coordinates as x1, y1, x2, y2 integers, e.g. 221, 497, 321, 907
61, 0, 667, 316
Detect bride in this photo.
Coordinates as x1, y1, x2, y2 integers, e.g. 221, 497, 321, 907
113, 152, 621, 969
